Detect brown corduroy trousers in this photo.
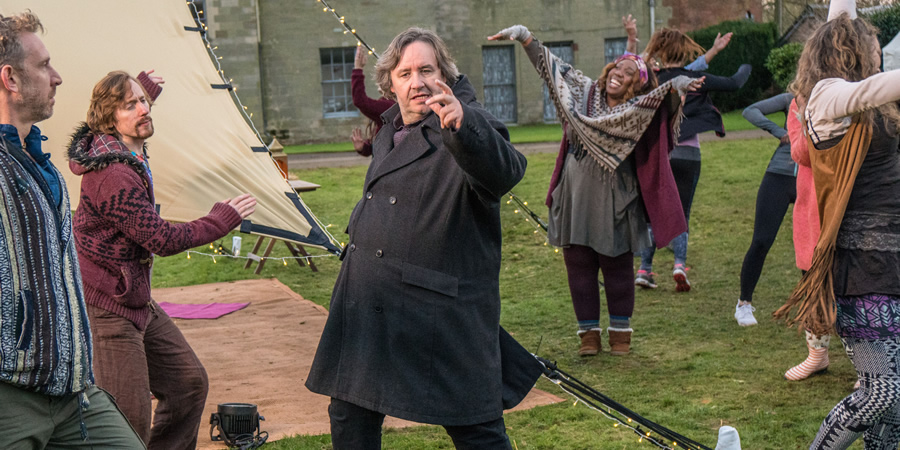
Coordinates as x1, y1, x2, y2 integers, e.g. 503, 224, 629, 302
87, 301, 208, 450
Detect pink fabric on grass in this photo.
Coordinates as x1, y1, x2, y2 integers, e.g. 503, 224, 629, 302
157, 302, 249, 320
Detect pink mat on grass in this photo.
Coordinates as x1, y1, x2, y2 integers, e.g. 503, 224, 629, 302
157, 301, 249, 319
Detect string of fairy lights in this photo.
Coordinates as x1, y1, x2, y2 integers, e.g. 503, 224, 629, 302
315, 0, 379, 58
548, 376, 701, 449
185, 241, 335, 266
536, 356, 712, 450
180, 0, 343, 264
506, 192, 554, 249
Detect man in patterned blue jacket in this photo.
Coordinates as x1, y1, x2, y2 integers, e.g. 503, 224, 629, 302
0, 10, 143, 448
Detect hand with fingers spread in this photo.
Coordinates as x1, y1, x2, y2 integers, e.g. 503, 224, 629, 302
144, 69, 165, 85
687, 76, 705, 92
354, 46, 368, 70
623, 14, 638, 41
624, 14, 640, 54
487, 25, 532, 45
703, 32, 733, 64
425, 79, 463, 130
712, 32, 733, 53
223, 193, 257, 219
350, 127, 366, 152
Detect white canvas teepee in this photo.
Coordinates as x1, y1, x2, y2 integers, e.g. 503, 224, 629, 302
884, 32, 900, 72
0, 0, 339, 253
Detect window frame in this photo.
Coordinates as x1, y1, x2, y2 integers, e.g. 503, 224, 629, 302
320, 47, 360, 119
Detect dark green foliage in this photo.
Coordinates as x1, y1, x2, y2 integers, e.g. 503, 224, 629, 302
868, 4, 900, 48
688, 20, 778, 112
766, 42, 804, 90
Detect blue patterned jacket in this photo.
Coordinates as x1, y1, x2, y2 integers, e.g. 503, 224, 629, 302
0, 126, 93, 395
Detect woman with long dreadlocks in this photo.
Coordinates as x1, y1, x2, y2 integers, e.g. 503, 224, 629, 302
636, 29, 751, 294
488, 25, 701, 357
774, 0, 900, 446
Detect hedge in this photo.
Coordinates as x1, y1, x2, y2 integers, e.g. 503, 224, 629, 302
765, 42, 803, 91
869, 4, 900, 49
762, 5, 900, 92
688, 20, 777, 112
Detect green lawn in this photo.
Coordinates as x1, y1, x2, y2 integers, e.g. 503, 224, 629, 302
153, 137, 856, 449
282, 123, 564, 155
721, 109, 786, 133
282, 111, 775, 154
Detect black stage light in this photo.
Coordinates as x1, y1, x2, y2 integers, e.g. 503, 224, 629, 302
210, 403, 268, 449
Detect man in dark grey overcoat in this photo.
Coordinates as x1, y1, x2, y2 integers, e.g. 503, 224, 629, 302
306, 27, 543, 449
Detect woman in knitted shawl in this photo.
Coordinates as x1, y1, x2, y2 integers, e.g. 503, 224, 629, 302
774, 0, 900, 446
489, 25, 700, 357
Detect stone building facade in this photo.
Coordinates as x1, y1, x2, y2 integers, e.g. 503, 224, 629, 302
194, 0, 761, 145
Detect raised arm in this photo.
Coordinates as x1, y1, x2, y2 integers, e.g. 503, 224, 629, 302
624, 14, 639, 54
137, 70, 163, 103
703, 32, 732, 66
351, 47, 394, 121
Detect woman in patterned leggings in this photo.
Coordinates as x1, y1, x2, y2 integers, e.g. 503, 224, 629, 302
775, 0, 900, 447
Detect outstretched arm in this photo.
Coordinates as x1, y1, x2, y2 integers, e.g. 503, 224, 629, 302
88, 165, 252, 257
696, 64, 751, 92
808, 71, 900, 122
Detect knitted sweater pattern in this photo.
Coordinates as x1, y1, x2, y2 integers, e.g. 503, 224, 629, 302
67, 125, 242, 329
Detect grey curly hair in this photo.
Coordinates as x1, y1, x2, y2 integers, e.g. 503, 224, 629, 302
374, 27, 460, 100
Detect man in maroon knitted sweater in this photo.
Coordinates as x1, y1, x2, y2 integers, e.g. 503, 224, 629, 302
67, 70, 256, 449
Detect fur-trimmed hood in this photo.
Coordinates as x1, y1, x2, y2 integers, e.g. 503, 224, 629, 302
67, 123, 148, 176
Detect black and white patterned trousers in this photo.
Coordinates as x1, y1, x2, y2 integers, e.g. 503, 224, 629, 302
811, 337, 900, 449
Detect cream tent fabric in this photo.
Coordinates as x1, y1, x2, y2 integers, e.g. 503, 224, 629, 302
0, 0, 339, 253
884, 32, 900, 72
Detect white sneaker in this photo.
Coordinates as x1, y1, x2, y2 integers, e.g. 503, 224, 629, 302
734, 300, 757, 326
715, 425, 741, 450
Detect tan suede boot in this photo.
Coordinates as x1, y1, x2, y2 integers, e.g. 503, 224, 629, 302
607, 328, 633, 356
577, 328, 602, 357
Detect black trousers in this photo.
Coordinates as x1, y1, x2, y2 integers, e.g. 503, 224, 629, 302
328, 397, 512, 449
739, 172, 797, 301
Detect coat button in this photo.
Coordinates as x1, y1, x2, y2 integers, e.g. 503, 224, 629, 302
375, 249, 383, 258
374, 305, 383, 313
349, 244, 356, 251
389, 196, 397, 205
366, 192, 373, 200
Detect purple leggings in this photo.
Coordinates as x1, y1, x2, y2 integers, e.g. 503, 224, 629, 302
563, 245, 635, 322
